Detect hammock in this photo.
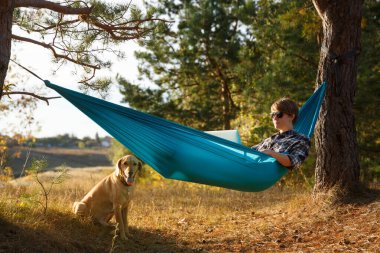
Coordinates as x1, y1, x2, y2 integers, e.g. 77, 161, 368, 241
45, 81, 326, 192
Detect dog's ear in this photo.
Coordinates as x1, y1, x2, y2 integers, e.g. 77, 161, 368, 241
138, 161, 143, 172
117, 158, 123, 170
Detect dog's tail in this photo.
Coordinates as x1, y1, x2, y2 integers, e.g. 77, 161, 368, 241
73, 201, 87, 216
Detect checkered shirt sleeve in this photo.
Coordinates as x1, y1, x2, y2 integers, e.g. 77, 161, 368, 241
286, 137, 310, 169
251, 131, 310, 169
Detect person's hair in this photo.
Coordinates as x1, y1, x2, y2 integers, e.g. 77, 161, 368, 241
271, 98, 299, 123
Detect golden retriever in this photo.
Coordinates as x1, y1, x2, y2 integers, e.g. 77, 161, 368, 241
73, 155, 142, 240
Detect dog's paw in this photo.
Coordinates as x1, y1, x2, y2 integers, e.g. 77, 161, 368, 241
120, 233, 128, 241
72, 201, 87, 215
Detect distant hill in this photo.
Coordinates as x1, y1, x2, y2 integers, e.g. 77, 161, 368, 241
7, 147, 112, 177
1, 134, 112, 149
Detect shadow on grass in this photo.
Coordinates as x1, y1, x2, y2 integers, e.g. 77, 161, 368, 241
336, 183, 380, 206
0, 217, 87, 253
0, 215, 106, 253
112, 228, 196, 253
0, 210, 195, 253
313, 183, 380, 206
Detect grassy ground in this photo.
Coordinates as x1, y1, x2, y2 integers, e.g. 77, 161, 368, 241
0, 166, 379, 253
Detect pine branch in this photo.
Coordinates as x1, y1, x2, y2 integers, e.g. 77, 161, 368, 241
81, 16, 169, 40
11, 1, 173, 85
3, 91, 60, 105
14, 0, 92, 15
11, 34, 101, 70
31, 19, 80, 32
272, 40, 318, 68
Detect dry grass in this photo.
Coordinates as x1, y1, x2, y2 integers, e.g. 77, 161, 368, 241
0, 166, 379, 253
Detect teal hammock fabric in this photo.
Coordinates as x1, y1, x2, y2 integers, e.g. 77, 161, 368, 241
45, 81, 326, 192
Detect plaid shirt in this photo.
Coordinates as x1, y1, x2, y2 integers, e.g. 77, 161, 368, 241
251, 130, 310, 169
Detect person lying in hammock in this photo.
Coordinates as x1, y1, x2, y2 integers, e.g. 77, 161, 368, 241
251, 98, 310, 170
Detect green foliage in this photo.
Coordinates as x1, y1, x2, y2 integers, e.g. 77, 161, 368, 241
23, 134, 107, 148
119, 0, 256, 130
118, 0, 379, 183
26, 158, 69, 215
0, 166, 14, 182
27, 158, 48, 175
356, 0, 380, 183
118, 0, 321, 142
236, 0, 320, 144
9, 0, 163, 90
107, 139, 131, 164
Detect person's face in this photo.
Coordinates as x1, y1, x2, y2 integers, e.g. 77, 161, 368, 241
270, 110, 294, 131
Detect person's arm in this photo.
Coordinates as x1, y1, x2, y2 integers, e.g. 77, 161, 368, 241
261, 150, 292, 167
262, 138, 311, 169
251, 139, 268, 150
251, 144, 259, 150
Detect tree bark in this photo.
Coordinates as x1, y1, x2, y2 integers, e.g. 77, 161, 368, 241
313, 0, 362, 195
221, 79, 231, 130
0, 0, 14, 100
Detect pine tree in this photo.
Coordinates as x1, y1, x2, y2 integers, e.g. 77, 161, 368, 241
118, 0, 255, 130
313, 0, 363, 196
0, 0, 167, 102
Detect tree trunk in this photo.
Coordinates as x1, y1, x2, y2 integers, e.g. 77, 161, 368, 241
0, 0, 14, 100
221, 80, 231, 130
313, 0, 362, 195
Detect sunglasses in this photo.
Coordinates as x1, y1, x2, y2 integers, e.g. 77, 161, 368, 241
270, 111, 284, 119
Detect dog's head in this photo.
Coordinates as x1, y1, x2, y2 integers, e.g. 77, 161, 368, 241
116, 155, 142, 186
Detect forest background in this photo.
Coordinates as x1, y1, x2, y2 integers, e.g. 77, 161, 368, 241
116, 0, 380, 185
1, 0, 379, 184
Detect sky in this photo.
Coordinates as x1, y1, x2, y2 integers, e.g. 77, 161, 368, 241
0, 9, 145, 139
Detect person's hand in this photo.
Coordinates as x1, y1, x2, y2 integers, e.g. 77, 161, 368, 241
261, 149, 275, 157
261, 150, 292, 167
